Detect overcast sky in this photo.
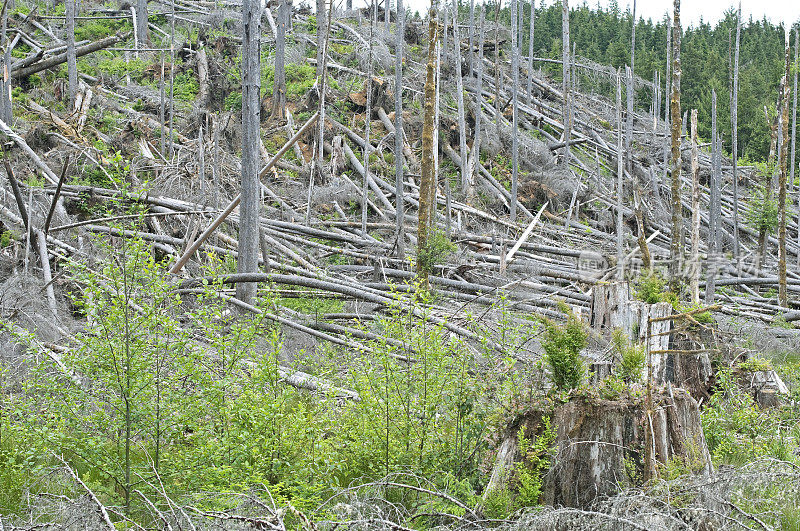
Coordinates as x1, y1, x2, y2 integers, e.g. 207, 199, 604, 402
394, 0, 800, 29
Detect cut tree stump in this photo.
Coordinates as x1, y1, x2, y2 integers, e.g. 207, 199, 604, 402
590, 281, 713, 399
483, 389, 713, 510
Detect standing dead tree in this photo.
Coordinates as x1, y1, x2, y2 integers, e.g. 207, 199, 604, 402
669, 0, 683, 291
237, 0, 262, 304
394, 0, 405, 258
526, 0, 534, 105
136, 0, 149, 49
418, 0, 438, 289
690, 109, 700, 304
732, 1, 741, 261
272, 0, 287, 121
616, 70, 624, 280
66, 0, 77, 106
707, 91, 721, 305
779, 36, 791, 307
510, 0, 520, 221
561, 0, 571, 168
453, 0, 469, 202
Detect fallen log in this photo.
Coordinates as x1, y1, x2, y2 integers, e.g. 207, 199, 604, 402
11, 33, 127, 79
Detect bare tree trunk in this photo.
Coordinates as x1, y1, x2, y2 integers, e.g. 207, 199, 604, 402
510, 0, 519, 221
625, 65, 633, 178
616, 70, 624, 280
309, 0, 333, 222
272, 0, 287, 121
468, 5, 485, 205
66, 0, 77, 106
453, 0, 468, 202
385, 0, 390, 30
493, 0, 501, 139
561, 0, 571, 168
526, 0, 534, 105
669, 0, 683, 292
468, 0, 475, 78
732, 1, 741, 262
237, 0, 262, 304
316, 0, 326, 77
0, 6, 7, 124
394, 0, 405, 259
418, 1, 438, 288
792, 27, 799, 267
707, 91, 721, 304
779, 39, 791, 308
690, 109, 699, 304
136, 0, 148, 49
362, 0, 376, 235
630, 0, 636, 75
663, 16, 671, 189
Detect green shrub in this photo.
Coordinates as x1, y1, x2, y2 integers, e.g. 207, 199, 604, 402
611, 329, 645, 383
747, 184, 779, 235
541, 305, 587, 392
634, 271, 670, 304
416, 229, 456, 275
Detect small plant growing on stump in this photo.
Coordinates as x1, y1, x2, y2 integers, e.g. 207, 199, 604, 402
612, 329, 646, 384
541, 304, 587, 392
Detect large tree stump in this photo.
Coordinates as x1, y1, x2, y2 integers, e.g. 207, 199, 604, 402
483, 389, 712, 510
590, 282, 713, 399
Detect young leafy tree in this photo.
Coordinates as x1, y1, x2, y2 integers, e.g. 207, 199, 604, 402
237, 0, 262, 304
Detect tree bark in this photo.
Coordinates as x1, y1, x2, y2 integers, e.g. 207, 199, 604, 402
237, 0, 262, 304
526, 0, 534, 105
418, 1, 438, 288
468, 5, 485, 206
510, 0, 519, 221
272, 0, 287, 121
453, 0, 468, 201
616, 70, 624, 280
690, 109, 699, 304
669, 0, 683, 292
732, 1, 741, 261
706, 92, 721, 305
362, 0, 376, 234
66, 0, 77, 107
561, 0, 571, 168
394, 0, 405, 259
136, 0, 149, 49
779, 39, 791, 308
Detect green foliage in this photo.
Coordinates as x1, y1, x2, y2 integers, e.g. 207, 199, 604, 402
738, 356, 773, 372
0, 231, 11, 248
746, 184, 779, 235
702, 370, 798, 466
541, 305, 587, 392
484, 417, 556, 518
416, 229, 456, 275
172, 71, 200, 101
634, 271, 672, 304
611, 329, 645, 383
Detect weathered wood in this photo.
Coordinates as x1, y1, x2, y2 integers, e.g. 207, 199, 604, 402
779, 38, 791, 307
669, 0, 683, 290
690, 109, 699, 303
11, 34, 124, 79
